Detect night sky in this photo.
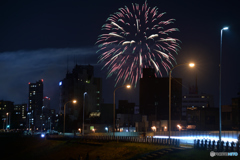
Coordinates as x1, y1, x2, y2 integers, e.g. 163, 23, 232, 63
0, 0, 239, 112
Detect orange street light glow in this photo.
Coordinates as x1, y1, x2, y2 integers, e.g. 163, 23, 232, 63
189, 63, 195, 67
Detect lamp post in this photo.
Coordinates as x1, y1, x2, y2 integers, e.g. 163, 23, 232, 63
6, 113, 8, 130
219, 27, 228, 142
48, 117, 51, 134
63, 100, 77, 135
82, 92, 87, 136
27, 112, 31, 132
113, 84, 131, 136
41, 106, 44, 132
169, 63, 195, 141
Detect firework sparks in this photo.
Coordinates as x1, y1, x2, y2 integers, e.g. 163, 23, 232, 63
96, 1, 181, 86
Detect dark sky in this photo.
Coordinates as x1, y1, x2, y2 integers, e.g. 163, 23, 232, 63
0, 0, 239, 112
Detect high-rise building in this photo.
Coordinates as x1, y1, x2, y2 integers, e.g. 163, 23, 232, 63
13, 103, 27, 129
182, 76, 214, 120
117, 100, 135, 114
59, 64, 102, 129
139, 68, 182, 122
0, 100, 14, 130
28, 79, 43, 130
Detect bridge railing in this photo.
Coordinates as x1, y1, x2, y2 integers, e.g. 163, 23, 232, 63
194, 139, 240, 152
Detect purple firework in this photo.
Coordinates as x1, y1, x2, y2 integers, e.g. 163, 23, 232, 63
96, 1, 180, 86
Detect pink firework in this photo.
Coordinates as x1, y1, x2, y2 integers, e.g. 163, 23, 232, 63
96, 1, 180, 87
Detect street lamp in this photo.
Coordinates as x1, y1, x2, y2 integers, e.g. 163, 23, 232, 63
219, 26, 228, 142
48, 117, 51, 134
27, 112, 31, 132
6, 113, 9, 130
63, 100, 77, 135
82, 92, 87, 136
169, 63, 195, 141
41, 106, 44, 132
113, 84, 131, 136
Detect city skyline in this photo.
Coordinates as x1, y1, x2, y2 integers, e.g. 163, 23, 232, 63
0, 0, 239, 111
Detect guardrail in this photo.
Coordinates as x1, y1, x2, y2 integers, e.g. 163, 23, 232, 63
194, 139, 240, 152
47, 135, 180, 146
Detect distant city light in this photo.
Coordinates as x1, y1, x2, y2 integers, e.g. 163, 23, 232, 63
59, 81, 62, 86
151, 126, 156, 132
41, 133, 45, 138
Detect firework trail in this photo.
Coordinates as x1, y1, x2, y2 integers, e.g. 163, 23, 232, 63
96, 1, 180, 87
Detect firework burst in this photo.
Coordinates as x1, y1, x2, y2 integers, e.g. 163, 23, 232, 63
96, 1, 181, 87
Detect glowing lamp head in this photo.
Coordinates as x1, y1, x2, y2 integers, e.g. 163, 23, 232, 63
41, 134, 45, 138
126, 85, 131, 89
223, 27, 229, 30
73, 100, 77, 104
189, 63, 195, 67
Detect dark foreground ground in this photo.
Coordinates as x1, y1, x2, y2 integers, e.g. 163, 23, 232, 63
0, 134, 239, 160
1, 134, 170, 160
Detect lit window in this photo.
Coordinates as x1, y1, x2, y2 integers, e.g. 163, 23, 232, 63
184, 96, 186, 98
33, 91, 36, 95
201, 96, 205, 98
202, 106, 205, 108
30, 93, 32, 96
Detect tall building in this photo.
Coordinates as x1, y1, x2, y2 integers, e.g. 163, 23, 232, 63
117, 100, 135, 114
13, 104, 27, 129
186, 107, 219, 130
28, 79, 44, 130
59, 64, 102, 129
0, 100, 14, 130
182, 76, 214, 120
139, 68, 182, 122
